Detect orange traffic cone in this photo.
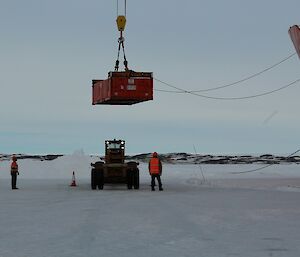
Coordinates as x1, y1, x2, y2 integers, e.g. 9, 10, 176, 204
70, 171, 77, 187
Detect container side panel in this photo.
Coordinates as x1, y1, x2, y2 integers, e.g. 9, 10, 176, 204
110, 77, 153, 102
92, 79, 111, 104
92, 71, 153, 105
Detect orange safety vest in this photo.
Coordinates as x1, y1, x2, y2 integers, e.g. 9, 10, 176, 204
11, 161, 18, 174
149, 158, 160, 175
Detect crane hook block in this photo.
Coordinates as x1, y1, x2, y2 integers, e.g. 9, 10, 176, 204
116, 15, 126, 31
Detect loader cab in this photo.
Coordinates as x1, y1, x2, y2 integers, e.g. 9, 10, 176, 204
105, 139, 125, 164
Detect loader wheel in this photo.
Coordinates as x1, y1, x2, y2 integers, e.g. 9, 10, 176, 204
91, 169, 97, 190
133, 169, 139, 189
97, 171, 104, 190
127, 170, 133, 189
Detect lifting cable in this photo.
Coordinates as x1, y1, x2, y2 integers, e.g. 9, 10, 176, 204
125, 0, 127, 17
116, 0, 126, 16
154, 52, 297, 97
115, 0, 128, 71
231, 149, 300, 174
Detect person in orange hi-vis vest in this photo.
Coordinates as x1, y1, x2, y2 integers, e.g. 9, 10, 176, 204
10, 155, 19, 190
148, 152, 163, 191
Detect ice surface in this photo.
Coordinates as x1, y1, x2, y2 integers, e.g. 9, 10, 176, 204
1, 155, 300, 257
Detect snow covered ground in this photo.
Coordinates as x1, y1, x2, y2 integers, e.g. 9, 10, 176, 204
1, 155, 300, 257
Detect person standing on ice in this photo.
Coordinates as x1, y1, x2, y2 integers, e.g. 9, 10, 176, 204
148, 152, 163, 191
10, 155, 19, 190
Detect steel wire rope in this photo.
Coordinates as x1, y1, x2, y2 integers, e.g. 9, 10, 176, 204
231, 149, 300, 174
193, 144, 206, 184
117, 0, 126, 16
154, 77, 300, 100
154, 52, 297, 94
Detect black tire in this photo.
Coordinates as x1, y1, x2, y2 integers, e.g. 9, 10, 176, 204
97, 170, 104, 190
91, 169, 97, 190
133, 169, 139, 189
127, 161, 138, 166
127, 170, 133, 189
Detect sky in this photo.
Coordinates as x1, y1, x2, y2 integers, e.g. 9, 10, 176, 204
1, 0, 300, 155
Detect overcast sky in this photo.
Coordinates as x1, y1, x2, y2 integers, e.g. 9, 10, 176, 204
1, 0, 300, 155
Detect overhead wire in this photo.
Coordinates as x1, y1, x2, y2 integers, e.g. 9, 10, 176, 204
194, 52, 296, 92
154, 52, 299, 99
231, 149, 300, 174
155, 52, 296, 93
155, 77, 300, 100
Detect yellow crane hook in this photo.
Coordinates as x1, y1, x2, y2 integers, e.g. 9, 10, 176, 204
116, 15, 126, 32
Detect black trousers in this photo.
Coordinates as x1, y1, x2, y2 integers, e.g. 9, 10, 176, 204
11, 174, 17, 189
151, 174, 162, 189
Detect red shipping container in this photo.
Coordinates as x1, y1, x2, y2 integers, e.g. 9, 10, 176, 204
289, 25, 300, 58
92, 71, 153, 105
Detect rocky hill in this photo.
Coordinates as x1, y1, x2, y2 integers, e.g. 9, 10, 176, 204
1, 153, 300, 164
